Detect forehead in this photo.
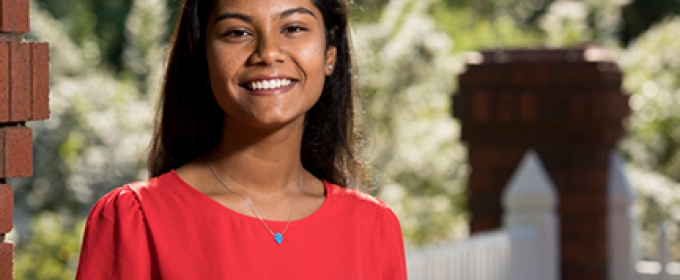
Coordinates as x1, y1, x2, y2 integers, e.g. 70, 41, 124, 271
211, 0, 321, 18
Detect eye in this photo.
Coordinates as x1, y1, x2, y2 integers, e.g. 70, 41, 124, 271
282, 25, 308, 34
221, 29, 252, 38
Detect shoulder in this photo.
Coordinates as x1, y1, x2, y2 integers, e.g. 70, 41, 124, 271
327, 182, 386, 208
326, 182, 400, 223
89, 172, 177, 221
125, 171, 177, 195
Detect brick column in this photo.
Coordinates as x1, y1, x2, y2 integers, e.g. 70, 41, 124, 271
0, 1, 50, 279
453, 47, 629, 280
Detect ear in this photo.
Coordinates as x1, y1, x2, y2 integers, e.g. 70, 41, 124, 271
325, 45, 337, 76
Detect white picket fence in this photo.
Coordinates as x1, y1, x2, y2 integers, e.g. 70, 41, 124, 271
406, 150, 660, 280
637, 223, 680, 280
406, 227, 543, 280
407, 150, 559, 280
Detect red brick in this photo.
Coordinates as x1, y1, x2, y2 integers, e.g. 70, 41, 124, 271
468, 146, 525, 168
560, 195, 607, 213
602, 127, 625, 147
561, 239, 607, 264
518, 92, 537, 122
0, 0, 29, 33
605, 91, 629, 120
1, 126, 32, 178
9, 41, 31, 121
561, 263, 607, 280
590, 93, 607, 120
469, 217, 501, 233
455, 47, 631, 280
507, 66, 531, 85
471, 91, 491, 124
569, 94, 586, 120
458, 65, 499, 86
462, 60, 622, 89
0, 242, 12, 280
472, 168, 516, 194
468, 192, 503, 218
0, 184, 11, 234
0, 128, 3, 178
31, 42, 50, 120
541, 93, 569, 121
560, 213, 607, 238
467, 169, 497, 192
451, 93, 464, 119
497, 94, 514, 123
578, 168, 608, 191
0, 42, 8, 122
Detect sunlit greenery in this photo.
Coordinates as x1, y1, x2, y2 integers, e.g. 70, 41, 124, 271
9, 0, 680, 278
620, 17, 680, 182
12, 214, 83, 279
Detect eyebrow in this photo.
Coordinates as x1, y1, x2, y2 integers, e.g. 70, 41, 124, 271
212, 13, 252, 25
212, 7, 316, 26
280, 7, 316, 19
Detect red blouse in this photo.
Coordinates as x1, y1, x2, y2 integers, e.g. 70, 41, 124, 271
76, 171, 407, 279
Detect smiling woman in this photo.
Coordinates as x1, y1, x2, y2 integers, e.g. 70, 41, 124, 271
74, 0, 407, 279
205, 1, 335, 129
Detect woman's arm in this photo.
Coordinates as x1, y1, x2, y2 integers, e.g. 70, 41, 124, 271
381, 208, 407, 280
76, 186, 157, 280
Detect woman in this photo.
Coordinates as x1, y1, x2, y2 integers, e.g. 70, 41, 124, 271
76, 0, 407, 279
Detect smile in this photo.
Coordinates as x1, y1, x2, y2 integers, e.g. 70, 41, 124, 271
246, 79, 294, 91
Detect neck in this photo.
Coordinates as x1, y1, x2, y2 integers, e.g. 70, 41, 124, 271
208, 118, 305, 195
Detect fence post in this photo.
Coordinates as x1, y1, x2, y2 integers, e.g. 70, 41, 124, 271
503, 150, 559, 280
658, 223, 671, 280
607, 150, 637, 280
454, 47, 630, 279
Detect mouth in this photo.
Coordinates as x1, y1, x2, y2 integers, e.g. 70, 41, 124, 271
242, 78, 296, 91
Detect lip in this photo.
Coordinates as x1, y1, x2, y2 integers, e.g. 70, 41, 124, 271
240, 75, 299, 96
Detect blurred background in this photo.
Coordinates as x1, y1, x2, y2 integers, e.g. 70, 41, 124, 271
6, 0, 680, 278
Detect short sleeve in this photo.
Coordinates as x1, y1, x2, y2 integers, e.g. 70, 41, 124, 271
76, 186, 157, 280
380, 208, 407, 280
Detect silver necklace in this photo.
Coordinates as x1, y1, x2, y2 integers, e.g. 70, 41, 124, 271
208, 164, 303, 245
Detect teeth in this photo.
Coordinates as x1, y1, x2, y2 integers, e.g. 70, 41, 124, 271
249, 79, 293, 90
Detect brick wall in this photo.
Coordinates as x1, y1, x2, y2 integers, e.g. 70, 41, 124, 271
454, 47, 629, 280
0, 0, 50, 279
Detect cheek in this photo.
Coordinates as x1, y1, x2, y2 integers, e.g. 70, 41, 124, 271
297, 46, 329, 82
207, 44, 244, 83
206, 47, 242, 110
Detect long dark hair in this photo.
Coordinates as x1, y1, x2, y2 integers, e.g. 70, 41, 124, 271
148, 0, 368, 189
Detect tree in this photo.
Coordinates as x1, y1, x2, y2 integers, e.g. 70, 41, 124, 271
13, 1, 680, 278
11, 1, 167, 278
355, 0, 470, 244
619, 17, 680, 182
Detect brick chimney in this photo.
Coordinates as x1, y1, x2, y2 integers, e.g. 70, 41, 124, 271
453, 47, 629, 280
1, 0, 50, 278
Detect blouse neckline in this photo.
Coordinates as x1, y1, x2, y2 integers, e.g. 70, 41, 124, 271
166, 170, 334, 226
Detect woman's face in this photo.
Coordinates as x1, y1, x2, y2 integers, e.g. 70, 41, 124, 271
205, 0, 336, 130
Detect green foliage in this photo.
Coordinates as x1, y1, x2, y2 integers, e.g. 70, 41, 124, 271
627, 167, 680, 259
12, 0, 680, 277
12, 2, 167, 276
620, 17, 680, 181
430, 2, 542, 51
355, 0, 469, 245
352, 0, 390, 22
13, 0, 163, 222
537, 0, 624, 47
12, 214, 84, 280
33, 0, 179, 70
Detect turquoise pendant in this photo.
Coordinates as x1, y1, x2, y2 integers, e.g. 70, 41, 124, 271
274, 233, 283, 244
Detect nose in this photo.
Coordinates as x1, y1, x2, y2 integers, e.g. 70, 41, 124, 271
249, 34, 286, 66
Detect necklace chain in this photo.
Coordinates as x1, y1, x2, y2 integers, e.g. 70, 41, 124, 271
208, 164, 303, 244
